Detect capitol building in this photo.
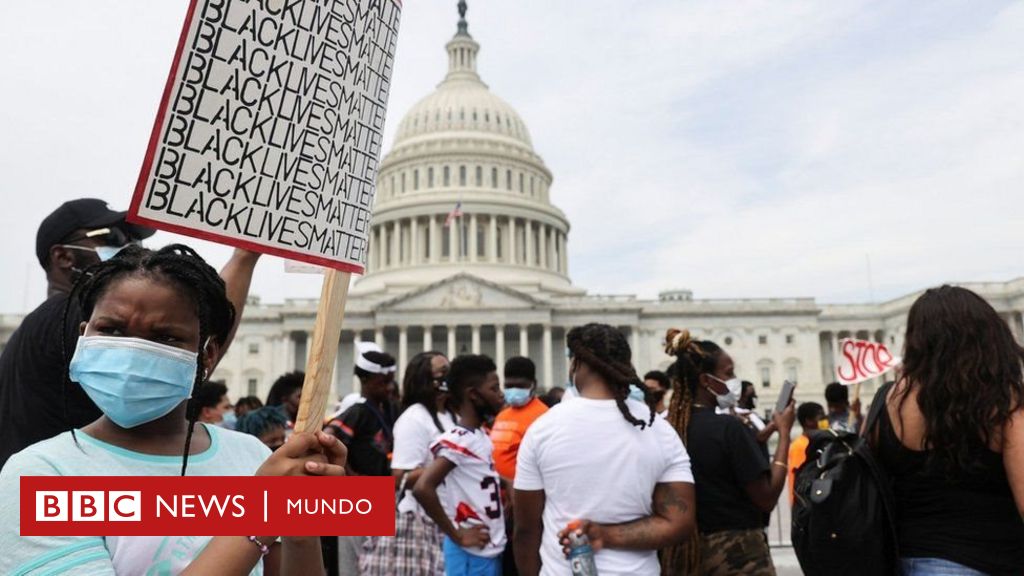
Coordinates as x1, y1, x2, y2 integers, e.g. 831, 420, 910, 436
4, 7, 1022, 407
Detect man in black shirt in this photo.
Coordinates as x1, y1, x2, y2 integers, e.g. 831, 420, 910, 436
325, 342, 397, 576
0, 199, 156, 467
0, 198, 261, 467
327, 342, 397, 476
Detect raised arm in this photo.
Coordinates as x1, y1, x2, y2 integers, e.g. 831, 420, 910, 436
216, 248, 261, 361
744, 401, 794, 512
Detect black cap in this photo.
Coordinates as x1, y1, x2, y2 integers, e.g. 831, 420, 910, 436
36, 199, 156, 268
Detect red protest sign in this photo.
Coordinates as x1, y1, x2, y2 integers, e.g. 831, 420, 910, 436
836, 338, 900, 385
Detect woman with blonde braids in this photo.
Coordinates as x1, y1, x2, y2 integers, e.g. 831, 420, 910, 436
661, 329, 795, 576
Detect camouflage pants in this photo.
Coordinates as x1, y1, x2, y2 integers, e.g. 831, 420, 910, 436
698, 529, 776, 576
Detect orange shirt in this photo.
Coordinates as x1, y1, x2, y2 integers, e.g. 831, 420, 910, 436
490, 397, 549, 480
788, 433, 811, 503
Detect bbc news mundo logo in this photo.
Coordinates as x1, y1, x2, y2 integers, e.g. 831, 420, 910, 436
21, 477, 395, 536
36, 491, 142, 522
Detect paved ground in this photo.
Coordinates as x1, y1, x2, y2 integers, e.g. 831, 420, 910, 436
771, 546, 803, 576
767, 488, 803, 574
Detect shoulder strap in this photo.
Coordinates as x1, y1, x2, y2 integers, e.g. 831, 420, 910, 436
863, 381, 895, 437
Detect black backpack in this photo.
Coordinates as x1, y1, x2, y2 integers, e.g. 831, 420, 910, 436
791, 383, 899, 576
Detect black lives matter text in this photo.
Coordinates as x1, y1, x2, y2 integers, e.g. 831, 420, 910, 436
138, 0, 401, 268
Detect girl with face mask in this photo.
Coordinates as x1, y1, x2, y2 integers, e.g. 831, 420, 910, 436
0, 245, 345, 576
659, 329, 796, 576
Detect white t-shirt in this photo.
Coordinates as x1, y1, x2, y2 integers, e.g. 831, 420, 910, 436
429, 426, 507, 558
515, 397, 693, 576
0, 424, 270, 576
392, 403, 456, 514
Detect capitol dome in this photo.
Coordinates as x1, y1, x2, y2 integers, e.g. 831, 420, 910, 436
354, 2, 579, 297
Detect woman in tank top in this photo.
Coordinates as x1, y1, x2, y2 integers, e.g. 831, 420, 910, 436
874, 285, 1024, 576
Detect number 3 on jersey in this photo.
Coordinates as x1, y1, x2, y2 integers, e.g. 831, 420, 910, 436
480, 476, 501, 519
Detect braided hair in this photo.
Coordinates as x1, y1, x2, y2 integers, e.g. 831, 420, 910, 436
62, 244, 235, 476
565, 323, 653, 429
661, 328, 722, 575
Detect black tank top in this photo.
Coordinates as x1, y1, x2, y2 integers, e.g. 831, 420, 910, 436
876, 406, 1024, 575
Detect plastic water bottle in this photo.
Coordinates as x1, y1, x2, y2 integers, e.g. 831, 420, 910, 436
566, 520, 599, 576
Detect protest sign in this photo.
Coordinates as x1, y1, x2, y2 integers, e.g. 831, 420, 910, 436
129, 0, 402, 274
835, 338, 900, 386
130, 0, 403, 432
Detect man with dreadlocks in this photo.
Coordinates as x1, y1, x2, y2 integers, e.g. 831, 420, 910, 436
0, 244, 344, 575
660, 328, 795, 576
513, 323, 695, 576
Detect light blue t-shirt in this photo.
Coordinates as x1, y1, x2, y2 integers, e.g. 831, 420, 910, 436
0, 424, 271, 575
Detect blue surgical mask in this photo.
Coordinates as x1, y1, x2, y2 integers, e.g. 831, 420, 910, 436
60, 244, 129, 262
504, 387, 533, 408
218, 409, 237, 429
69, 335, 198, 428
628, 384, 646, 402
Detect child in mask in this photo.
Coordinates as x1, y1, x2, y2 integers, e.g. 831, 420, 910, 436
413, 355, 508, 576
0, 244, 344, 576
660, 328, 795, 576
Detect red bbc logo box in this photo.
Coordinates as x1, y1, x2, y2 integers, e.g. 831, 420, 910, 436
21, 476, 396, 536
35, 491, 141, 522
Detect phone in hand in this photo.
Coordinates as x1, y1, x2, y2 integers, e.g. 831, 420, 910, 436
775, 380, 797, 415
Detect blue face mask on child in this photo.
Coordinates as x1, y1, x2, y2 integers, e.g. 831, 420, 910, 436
69, 335, 198, 429
504, 387, 533, 408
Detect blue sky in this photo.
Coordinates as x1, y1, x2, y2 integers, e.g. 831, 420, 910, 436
1, 1, 1021, 312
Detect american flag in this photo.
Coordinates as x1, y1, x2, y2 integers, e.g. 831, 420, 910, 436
444, 201, 464, 227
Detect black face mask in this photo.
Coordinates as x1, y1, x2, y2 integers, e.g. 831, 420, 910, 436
650, 389, 667, 404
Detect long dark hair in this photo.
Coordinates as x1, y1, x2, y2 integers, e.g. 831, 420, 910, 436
401, 351, 448, 432
898, 285, 1024, 473
63, 244, 235, 476
662, 328, 721, 575
566, 323, 652, 429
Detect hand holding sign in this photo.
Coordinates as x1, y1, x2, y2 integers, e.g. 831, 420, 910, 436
836, 338, 900, 385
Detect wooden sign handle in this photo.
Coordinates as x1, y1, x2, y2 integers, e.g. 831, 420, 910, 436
294, 269, 352, 433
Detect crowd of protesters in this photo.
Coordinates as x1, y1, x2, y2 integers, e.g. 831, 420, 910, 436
0, 199, 1021, 576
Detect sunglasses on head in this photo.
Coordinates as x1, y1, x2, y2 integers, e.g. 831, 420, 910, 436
62, 227, 136, 248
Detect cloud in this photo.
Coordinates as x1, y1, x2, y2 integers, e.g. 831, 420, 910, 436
0, 1, 1021, 312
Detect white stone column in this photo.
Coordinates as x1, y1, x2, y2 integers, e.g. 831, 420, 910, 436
375, 327, 384, 348
398, 325, 408, 372
542, 324, 553, 389
830, 332, 841, 379
429, 215, 439, 263
495, 325, 505, 370
560, 232, 569, 273
539, 224, 548, 269
525, 220, 534, 267
279, 332, 294, 374
410, 217, 419, 265
386, 221, 397, 267
489, 216, 498, 263
448, 218, 457, 263
471, 325, 481, 354
423, 325, 433, 351
520, 324, 529, 357
469, 214, 478, 263
631, 326, 640, 357
447, 325, 457, 358
554, 232, 562, 273
508, 217, 517, 264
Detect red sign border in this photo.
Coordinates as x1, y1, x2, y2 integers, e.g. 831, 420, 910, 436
126, 0, 377, 275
